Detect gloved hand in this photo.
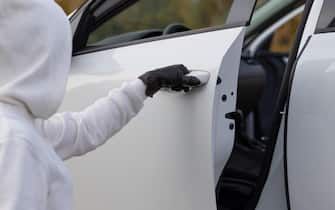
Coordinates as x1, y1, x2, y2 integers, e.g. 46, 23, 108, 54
139, 64, 201, 97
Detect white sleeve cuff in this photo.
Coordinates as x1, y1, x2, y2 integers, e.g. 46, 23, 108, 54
126, 79, 147, 101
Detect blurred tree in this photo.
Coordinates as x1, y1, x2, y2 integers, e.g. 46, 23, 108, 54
270, 14, 302, 53
56, 0, 86, 14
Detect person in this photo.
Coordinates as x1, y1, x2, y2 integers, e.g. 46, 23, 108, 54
0, 0, 200, 209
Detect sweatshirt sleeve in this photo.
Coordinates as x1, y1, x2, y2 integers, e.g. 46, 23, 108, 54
0, 138, 48, 210
35, 79, 147, 160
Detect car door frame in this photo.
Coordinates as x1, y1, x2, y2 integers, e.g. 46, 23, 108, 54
282, 0, 335, 209
213, 0, 315, 209
237, 0, 315, 209
282, 0, 321, 209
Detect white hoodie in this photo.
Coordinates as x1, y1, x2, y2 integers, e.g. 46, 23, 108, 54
0, 0, 147, 210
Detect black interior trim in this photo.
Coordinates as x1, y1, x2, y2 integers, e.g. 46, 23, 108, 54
69, 0, 90, 22
246, 0, 258, 26
163, 23, 191, 35
244, 0, 314, 209
72, 0, 98, 52
315, 27, 335, 34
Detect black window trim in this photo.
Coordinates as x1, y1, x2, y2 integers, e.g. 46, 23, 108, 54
91, 0, 141, 34
72, 0, 257, 55
315, 27, 335, 34
314, 0, 335, 34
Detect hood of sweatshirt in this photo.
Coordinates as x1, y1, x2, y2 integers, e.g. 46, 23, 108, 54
0, 0, 72, 118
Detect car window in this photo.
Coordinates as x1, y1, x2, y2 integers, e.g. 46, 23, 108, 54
88, 0, 234, 45
315, 0, 335, 33
255, 0, 269, 9
269, 13, 302, 53
86, 0, 256, 47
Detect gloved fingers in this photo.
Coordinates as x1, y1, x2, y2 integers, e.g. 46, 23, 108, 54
157, 64, 190, 75
139, 64, 191, 97
177, 64, 190, 75
182, 76, 201, 87
147, 86, 162, 97
171, 86, 183, 92
171, 86, 191, 93
145, 79, 161, 97
183, 86, 190, 92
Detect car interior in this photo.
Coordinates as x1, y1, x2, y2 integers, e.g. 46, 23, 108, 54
216, 44, 288, 210
73, 0, 305, 209
90, 23, 192, 47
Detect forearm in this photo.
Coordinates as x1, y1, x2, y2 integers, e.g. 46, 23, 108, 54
38, 64, 197, 160
71, 79, 147, 155
36, 79, 147, 160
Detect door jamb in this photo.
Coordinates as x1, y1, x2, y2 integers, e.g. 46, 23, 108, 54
245, 0, 315, 209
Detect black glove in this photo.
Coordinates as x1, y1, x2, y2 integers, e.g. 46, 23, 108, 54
139, 64, 201, 97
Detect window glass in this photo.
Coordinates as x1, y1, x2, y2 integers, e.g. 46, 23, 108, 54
88, 0, 234, 45
316, 0, 335, 32
87, 0, 256, 46
270, 14, 302, 53
255, 0, 268, 9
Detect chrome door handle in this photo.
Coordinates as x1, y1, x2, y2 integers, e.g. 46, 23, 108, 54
186, 70, 210, 87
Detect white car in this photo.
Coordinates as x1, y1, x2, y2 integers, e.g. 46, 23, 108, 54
62, 0, 334, 209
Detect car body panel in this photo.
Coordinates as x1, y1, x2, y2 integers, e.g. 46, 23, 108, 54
286, 32, 335, 210
62, 27, 245, 210
285, 0, 335, 209
298, 0, 324, 53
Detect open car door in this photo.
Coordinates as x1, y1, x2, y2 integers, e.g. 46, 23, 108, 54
286, 0, 335, 209
65, 1, 257, 210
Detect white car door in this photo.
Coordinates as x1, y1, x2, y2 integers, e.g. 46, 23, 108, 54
64, 1, 256, 210
286, 0, 335, 209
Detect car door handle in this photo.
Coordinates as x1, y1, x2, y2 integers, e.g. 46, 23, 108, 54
161, 70, 210, 93
186, 70, 210, 87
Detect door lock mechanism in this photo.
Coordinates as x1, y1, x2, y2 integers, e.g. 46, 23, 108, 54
225, 110, 244, 123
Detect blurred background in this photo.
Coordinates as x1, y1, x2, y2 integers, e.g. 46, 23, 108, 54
57, 0, 300, 53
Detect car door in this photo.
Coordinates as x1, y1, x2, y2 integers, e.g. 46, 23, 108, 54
286, 0, 335, 209
63, 1, 256, 210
